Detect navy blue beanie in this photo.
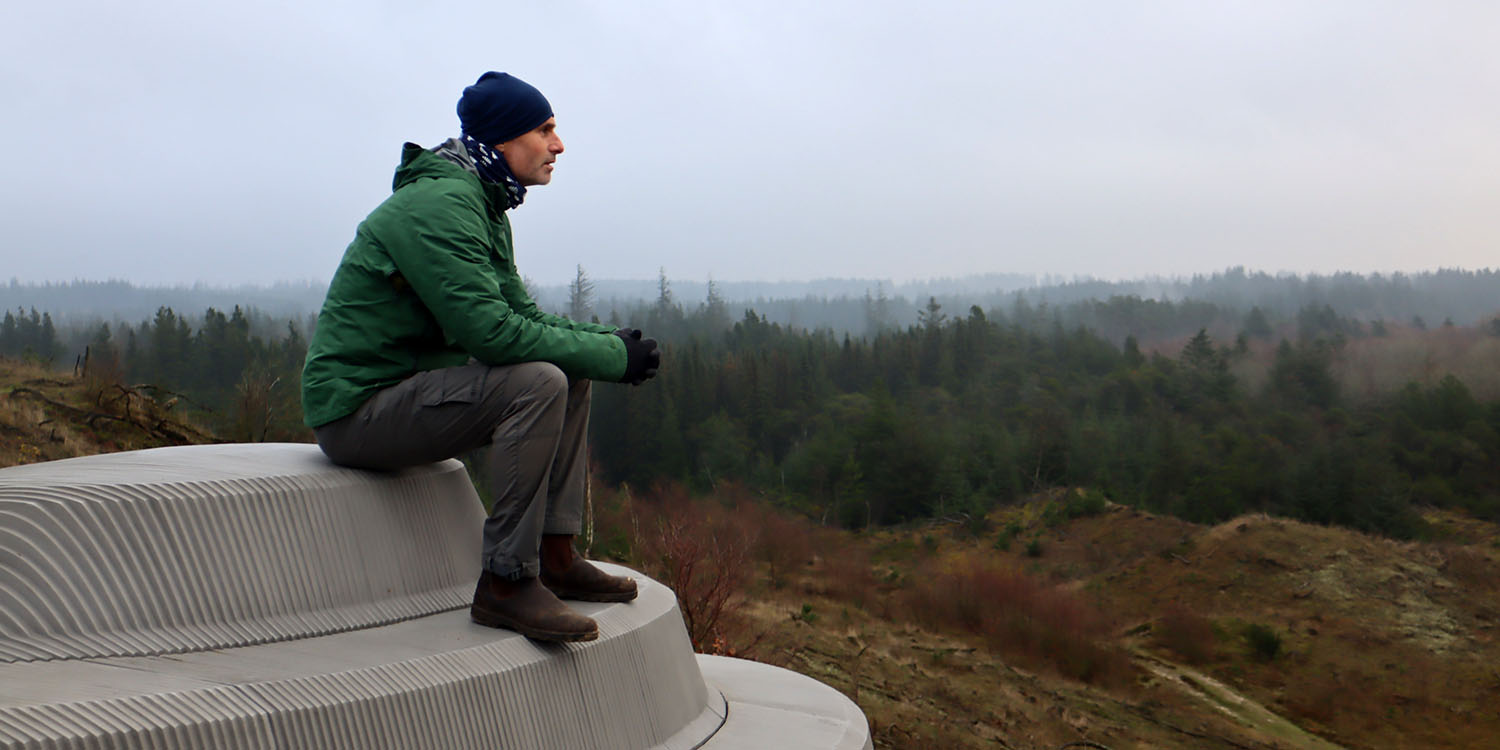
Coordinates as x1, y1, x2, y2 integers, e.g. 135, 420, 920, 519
457, 72, 554, 146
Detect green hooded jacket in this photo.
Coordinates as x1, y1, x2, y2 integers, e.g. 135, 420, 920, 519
300, 143, 625, 428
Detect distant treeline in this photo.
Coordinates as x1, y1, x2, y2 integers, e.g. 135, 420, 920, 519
510, 266, 1500, 338
5, 272, 1498, 539
7, 267, 1498, 338
0, 280, 329, 327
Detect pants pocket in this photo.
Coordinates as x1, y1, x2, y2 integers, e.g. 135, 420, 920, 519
418, 364, 489, 407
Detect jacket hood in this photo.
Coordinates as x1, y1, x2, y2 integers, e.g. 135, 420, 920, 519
392, 142, 511, 216
392, 142, 476, 192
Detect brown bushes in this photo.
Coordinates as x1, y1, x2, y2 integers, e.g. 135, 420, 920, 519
1154, 606, 1217, 665
733, 495, 815, 589
592, 480, 760, 655
586, 478, 1132, 686
812, 528, 879, 610
897, 553, 1132, 685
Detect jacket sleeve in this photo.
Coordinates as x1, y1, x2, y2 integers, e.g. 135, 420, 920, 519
382, 179, 627, 381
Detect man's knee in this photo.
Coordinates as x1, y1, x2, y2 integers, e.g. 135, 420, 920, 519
518, 361, 568, 397
483, 361, 569, 411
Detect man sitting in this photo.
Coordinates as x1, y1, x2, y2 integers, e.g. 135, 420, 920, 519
301, 71, 660, 642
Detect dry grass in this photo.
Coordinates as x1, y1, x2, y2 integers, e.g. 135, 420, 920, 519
810, 529, 878, 610
1154, 606, 1217, 665
0, 360, 219, 469
1434, 543, 1500, 593
0, 359, 103, 466
593, 483, 1500, 746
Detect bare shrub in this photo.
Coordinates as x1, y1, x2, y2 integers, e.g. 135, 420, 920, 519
898, 553, 1132, 685
630, 481, 759, 655
733, 496, 815, 589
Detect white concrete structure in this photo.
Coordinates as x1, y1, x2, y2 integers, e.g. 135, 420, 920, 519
0, 444, 870, 749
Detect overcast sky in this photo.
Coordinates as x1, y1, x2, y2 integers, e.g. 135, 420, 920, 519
2, 1, 1496, 287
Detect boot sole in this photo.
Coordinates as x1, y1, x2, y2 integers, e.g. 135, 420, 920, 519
544, 586, 639, 603
470, 604, 599, 642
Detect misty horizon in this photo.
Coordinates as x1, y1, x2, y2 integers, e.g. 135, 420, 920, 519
5, 3, 1498, 287
7, 264, 1498, 293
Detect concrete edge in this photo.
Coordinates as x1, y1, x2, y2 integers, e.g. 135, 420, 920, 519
696, 654, 873, 750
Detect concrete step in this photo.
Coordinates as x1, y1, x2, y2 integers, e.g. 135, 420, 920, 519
0, 443, 869, 749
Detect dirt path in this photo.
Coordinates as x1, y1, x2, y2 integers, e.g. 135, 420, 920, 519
1135, 652, 1344, 750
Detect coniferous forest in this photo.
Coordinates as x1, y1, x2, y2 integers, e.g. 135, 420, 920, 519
3, 269, 1498, 541
592, 294, 1499, 540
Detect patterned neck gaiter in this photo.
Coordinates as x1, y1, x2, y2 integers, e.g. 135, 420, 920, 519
461, 135, 527, 210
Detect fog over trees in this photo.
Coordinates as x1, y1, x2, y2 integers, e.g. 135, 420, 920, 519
4, 266, 1496, 541
8, 268, 1497, 340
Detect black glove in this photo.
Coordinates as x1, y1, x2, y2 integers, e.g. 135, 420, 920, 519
615, 327, 643, 341
614, 331, 660, 385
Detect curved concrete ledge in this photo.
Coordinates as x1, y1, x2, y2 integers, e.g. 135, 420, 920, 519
0, 444, 482, 662
699, 655, 873, 750
0, 564, 723, 749
0, 444, 869, 749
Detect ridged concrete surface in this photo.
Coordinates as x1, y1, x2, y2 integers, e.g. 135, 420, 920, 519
0, 565, 724, 749
0, 443, 870, 749
0, 444, 483, 663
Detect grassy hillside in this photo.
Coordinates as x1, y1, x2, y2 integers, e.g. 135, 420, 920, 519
594, 484, 1500, 749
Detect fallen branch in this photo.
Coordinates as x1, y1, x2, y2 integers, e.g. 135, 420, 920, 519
7, 386, 219, 444
129, 384, 216, 413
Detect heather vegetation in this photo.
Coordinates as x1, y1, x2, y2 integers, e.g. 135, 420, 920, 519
577, 476, 1500, 749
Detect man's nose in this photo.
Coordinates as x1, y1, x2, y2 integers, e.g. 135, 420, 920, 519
551, 137, 565, 154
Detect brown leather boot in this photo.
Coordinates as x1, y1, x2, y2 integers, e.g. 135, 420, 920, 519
541, 554, 639, 603
470, 571, 599, 642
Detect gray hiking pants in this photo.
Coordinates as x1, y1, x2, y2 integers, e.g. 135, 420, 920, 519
314, 361, 590, 580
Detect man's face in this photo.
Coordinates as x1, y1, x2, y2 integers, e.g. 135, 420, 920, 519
498, 118, 564, 186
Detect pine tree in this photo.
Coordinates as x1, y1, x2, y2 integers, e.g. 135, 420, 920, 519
1243, 306, 1273, 339
38, 312, 59, 364
0, 310, 16, 357
1122, 335, 1144, 367
917, 296, 947, 330
648, 267, 684, 335
863, 283, 891, 335
703, 275, 729, 332
567, 264, 595, 323
655, 267, 673, 311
